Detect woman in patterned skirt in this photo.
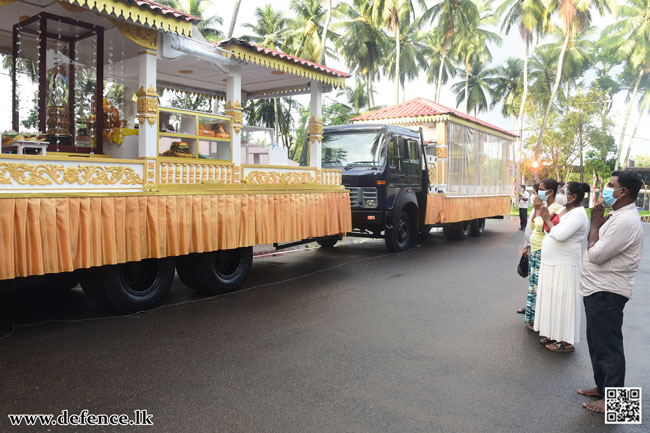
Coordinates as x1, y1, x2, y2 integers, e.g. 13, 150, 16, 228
521, 179, 563, 330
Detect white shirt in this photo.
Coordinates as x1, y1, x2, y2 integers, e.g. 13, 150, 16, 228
581, 203, 644, 299
518, 190, 529, 208
541, 206, 589, 265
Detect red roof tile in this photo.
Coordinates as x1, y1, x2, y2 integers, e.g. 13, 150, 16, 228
218, 39, 352, 79
351, 98, 517, 137
133, 0, 201, 22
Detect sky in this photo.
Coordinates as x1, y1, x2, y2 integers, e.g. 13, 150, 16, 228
1, 0, 648, 161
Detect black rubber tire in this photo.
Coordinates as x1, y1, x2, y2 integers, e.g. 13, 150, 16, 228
176, 254, 204, 291
470, 218, 486, 237
385, 210, 414, 253
79, 268, 113, 310
194, 247, 253, 294
456, 220, 472, 240
99, 257, 176, 313
317, 236, 340, 248
417, 225, 433, 244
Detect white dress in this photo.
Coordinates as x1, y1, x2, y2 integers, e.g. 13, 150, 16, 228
534, 206, 589, 344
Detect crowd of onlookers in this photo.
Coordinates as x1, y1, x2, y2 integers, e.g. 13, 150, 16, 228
515, 171, 644, 414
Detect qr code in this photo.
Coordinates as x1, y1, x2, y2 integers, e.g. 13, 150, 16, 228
605, 387, 642, 424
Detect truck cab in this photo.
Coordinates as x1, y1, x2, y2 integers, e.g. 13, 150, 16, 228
303, 124, 429, 252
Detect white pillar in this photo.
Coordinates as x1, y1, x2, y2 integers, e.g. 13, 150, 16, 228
137, 52, 158, 158
309, 81, 323, 169
225, 67, 242, 167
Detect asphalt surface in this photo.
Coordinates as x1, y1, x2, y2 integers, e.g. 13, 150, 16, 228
0, 218, 648, 433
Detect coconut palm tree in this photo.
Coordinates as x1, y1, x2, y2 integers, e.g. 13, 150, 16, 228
372, 0, 413, 104
426, 0, 479, 103
226, 0, 242, 39
601, 0, 650, 169
319, 0, 333, 64
241, 5, 287, 50
491, 57, 523, 128
333, 0, 386, 107
423, 31, 457, 99
451, 62, 499, 117
624, 81, 650, 168
383, 15, 429, 102
528, 45, 558, 107
157, 0, 224, 41
345, 78, 370, 114
534, 0, 611, 158
286, 0, 332, 61
497, 0, 545, 181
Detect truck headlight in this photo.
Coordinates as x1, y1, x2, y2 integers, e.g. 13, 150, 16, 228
364, 199, 378, 208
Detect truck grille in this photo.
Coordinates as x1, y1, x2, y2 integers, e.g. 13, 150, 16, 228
346, 187, 377, 208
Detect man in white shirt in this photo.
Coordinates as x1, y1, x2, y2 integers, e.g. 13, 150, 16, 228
518, 185, 530, 231
578, 171, 644, 414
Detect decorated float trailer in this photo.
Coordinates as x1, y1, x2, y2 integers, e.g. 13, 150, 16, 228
309, 98, 516, 251
0, 0, 351, 312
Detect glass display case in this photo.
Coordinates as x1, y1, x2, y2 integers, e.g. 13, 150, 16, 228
158, 108, 232, 160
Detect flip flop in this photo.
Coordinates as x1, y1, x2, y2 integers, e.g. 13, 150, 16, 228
545, 342, 574, 352
517, 307, 525, 314
540, 337, 556, 345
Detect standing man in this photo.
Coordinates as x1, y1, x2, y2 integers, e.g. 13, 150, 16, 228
578, 171, 644, 413
518, 185, 530, 230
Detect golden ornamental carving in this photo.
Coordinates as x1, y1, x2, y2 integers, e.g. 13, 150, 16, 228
435, 146, 448, 159
143, 183, 159, 192
137, 96, 158, 114
0, 162, 144, 186
109, 18, 158, 51
137, 113, 157, 126
225, 100, 243, 132
244, 171, 315, 185
428, 164, 437, 186
56, 0, 85, 12
308, 116, 323, 144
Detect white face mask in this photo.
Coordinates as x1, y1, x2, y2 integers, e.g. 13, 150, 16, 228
555, 190, 567, 206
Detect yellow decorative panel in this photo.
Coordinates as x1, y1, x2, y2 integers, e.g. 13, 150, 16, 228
109, 18, 158, 50
244, 171, 315, 185
435, 146, 448, 158
0, 162, 143, 186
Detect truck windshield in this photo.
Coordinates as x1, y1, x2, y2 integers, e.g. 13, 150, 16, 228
322, 132, 386, 168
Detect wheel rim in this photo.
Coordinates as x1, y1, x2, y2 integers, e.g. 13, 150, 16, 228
122, 259, 159, 296
397, 216, 410, 246
461, 221, 471, 235
214, 250, 244, 279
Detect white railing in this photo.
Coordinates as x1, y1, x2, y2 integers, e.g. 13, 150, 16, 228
157, 158, 235, 185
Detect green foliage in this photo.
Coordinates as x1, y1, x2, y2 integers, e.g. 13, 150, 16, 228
633, 155, 650, 168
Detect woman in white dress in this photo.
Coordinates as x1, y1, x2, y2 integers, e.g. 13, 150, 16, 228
534, 182, 590, 352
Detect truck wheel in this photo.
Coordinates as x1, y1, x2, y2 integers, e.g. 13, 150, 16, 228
176, 254, 203, 291
385, 210, 413, 252
101, 258, 176, 313
456, 220, 472, 240
442, 224, 456, 241
194, 247, 253, 294
417, 225, 433, 244
80, 269, 113, 310
470, 218, 485, 237
317, 235, 340, 248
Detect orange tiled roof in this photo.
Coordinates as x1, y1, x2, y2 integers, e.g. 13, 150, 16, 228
351, 98, 517, 137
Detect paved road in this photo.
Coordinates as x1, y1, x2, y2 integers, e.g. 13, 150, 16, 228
1, 219, 648, 433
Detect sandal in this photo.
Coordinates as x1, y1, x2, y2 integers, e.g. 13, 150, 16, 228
517, 307, 525, 314
540, 337, 556, 345
545, 342, 574, 353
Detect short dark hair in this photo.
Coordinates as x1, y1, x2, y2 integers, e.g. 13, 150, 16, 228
520, 184, 526, 189
612, 171, 642, 200
566, 182, 590, 204
533, 183, 540, 193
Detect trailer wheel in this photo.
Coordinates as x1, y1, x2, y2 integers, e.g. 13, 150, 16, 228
194, 247, 253, 294
88, 258, 176, 313
457, 220, 472, 240
385, 209, 413, 252
176, 254, 203, 291
470, 218, 485, 237
317, 235, 340, 248
442, 224, 456, 241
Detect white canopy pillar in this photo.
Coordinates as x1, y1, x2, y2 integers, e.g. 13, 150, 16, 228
225, 66, 243, 169
136, 51, 158, 159
308, 81, 323, 169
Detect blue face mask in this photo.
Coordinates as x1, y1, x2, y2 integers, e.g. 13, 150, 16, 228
538, 190, 548, 202
602, 187, 622, 207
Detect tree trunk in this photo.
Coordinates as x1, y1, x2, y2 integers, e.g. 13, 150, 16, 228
318, 0, 332, 65
366, 71, 372, 109
435, 47, 447, 103
226, 0, 242, 39
623, 97, 648, 169
615, 68, 644, 170
464, 66, 470, 114
516, 38, 530, 184
535, 30, 570, 159
402, 82, 406, 103
395, 26, 401, 104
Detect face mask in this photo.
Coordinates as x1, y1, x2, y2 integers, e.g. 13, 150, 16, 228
538, 190, 548, 202
555, 191, 567, 206
602, 187, 622, 207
